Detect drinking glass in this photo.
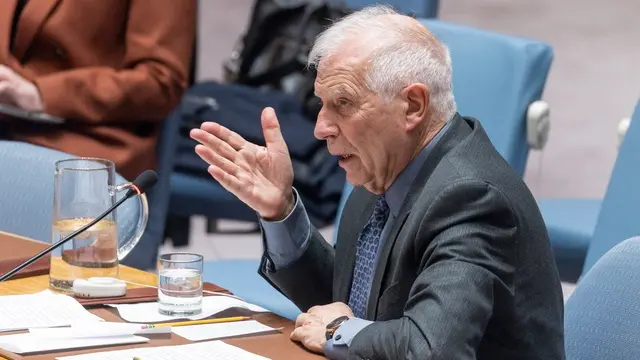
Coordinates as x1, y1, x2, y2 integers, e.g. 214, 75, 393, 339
157, 253, 204, 316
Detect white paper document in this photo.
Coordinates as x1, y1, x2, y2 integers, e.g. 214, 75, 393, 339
0, 290, 102, 332
172, 320, 278, 341
29, 322, 172, 339
56, 340, 271, 360
108, 296, 269, 323
0, 332, 148, 355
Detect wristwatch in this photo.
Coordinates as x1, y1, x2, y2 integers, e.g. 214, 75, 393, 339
325, 315, 350, 341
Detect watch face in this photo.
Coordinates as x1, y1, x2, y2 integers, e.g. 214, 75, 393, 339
325, 316, 350, 340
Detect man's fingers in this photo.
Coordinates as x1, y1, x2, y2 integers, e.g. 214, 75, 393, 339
190, 128, 238, 162
194, 144, 240, 177
290, 325, 308, 343
295, 313, 310, 328
199, 121, 246, 151
261, 107, 288, 154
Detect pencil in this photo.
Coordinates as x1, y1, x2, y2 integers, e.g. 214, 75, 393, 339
142, 316, 252, 328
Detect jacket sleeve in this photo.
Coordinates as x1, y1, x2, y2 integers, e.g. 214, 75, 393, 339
259, 225, 335, 312
34, 0, 196, 124
349, 180, 518, 360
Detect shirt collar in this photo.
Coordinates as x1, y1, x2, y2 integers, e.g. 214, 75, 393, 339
385, 119, 453, 217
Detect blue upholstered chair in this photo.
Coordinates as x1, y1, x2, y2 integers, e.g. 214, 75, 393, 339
203, 19, 555, 320
0, 141, 139, 251
121, 106, 184, 270
564, 236, 640, 360
538, 100, 640, 282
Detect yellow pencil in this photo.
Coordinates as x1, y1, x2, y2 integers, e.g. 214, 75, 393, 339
142, 316, 252, 329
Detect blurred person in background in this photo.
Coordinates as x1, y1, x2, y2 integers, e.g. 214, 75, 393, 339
0, 0, 196, 180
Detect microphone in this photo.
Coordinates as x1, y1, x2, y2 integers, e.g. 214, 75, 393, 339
0, 170, 158, 283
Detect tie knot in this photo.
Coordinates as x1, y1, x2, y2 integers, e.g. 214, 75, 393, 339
374, 195, 389, 217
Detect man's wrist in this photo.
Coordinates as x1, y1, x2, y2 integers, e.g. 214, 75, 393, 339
261, 189, 295, 221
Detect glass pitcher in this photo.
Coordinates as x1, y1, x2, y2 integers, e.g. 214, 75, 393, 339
49, 158, 149, 293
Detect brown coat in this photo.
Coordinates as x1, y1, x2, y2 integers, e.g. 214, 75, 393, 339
0, 0, 196, 180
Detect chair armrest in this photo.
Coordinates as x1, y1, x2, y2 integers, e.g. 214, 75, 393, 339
527, 100, 551, 150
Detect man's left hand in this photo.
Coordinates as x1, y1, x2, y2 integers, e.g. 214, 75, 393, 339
0, 65, 43, 112
290, 302, 354, 354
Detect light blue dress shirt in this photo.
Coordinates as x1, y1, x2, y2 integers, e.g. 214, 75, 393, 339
260, 121, 451, 359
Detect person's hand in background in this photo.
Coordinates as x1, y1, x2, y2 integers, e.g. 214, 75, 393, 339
0, 65, 43, 112
190, 107, 296, 221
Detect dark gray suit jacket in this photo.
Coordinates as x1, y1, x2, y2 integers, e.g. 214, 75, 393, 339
259, 114, 566, 360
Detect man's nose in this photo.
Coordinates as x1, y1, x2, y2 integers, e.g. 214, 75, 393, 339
314, 111, 338, 140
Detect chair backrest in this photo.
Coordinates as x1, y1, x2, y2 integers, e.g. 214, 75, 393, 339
121, 104, 184, 270
423, 19, 553, 176
582, 100, 640, 274
343, 0, 439, 18
565, 236, 640, 360
334, 20, 554, 234
0, 141, 135, 243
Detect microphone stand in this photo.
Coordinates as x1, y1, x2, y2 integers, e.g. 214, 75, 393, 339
0, 195, 130, 283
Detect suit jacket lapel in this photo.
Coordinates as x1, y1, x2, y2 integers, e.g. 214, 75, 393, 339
365, 113, 471, 318
11, 0, 60, 62
0, 0, 17, 64
334, 189, 377, 303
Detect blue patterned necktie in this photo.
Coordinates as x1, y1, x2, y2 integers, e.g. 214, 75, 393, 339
348, 195, 390, 318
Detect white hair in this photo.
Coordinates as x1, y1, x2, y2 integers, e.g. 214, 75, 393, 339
308, 5, 457, 122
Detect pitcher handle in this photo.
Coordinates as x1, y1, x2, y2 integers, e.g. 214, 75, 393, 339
114, 182, 150, 261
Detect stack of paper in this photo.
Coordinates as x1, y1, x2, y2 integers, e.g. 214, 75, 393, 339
56, 340, 271, 360
108, 296, 269, 323
0, 290, 102, 332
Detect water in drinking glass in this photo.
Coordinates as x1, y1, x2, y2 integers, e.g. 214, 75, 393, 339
49, 218, 118, 293
158, 268, 203, 316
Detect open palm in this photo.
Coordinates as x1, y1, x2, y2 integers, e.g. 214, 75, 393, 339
190, 107, 295, 220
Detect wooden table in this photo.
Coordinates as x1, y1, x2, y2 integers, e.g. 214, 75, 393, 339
0, 232, 324, 360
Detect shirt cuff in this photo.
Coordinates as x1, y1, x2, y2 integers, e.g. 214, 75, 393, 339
259, 188, 311, 270
323, 318, 374, 359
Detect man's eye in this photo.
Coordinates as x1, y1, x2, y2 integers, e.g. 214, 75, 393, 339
336, 99, 350, 108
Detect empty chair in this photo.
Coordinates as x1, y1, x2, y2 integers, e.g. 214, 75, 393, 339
538, 99, 640, 282
564, 236, 640, 360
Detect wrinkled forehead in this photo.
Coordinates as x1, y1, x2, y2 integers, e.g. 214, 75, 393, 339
314, 54, 370, 97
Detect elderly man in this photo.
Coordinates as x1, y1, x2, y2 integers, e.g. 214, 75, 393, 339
190, 5, 565, 360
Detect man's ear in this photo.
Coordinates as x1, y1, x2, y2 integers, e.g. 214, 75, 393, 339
402, 83, 429, 132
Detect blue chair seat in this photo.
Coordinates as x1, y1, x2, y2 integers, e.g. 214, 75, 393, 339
170, 173, 255, 221
537, 199, 601, 282
202, 260, 302, 320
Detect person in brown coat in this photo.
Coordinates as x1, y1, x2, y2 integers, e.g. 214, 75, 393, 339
0, 0, 196, 180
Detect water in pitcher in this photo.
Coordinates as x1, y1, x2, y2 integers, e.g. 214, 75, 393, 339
49, 218, 118, 293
